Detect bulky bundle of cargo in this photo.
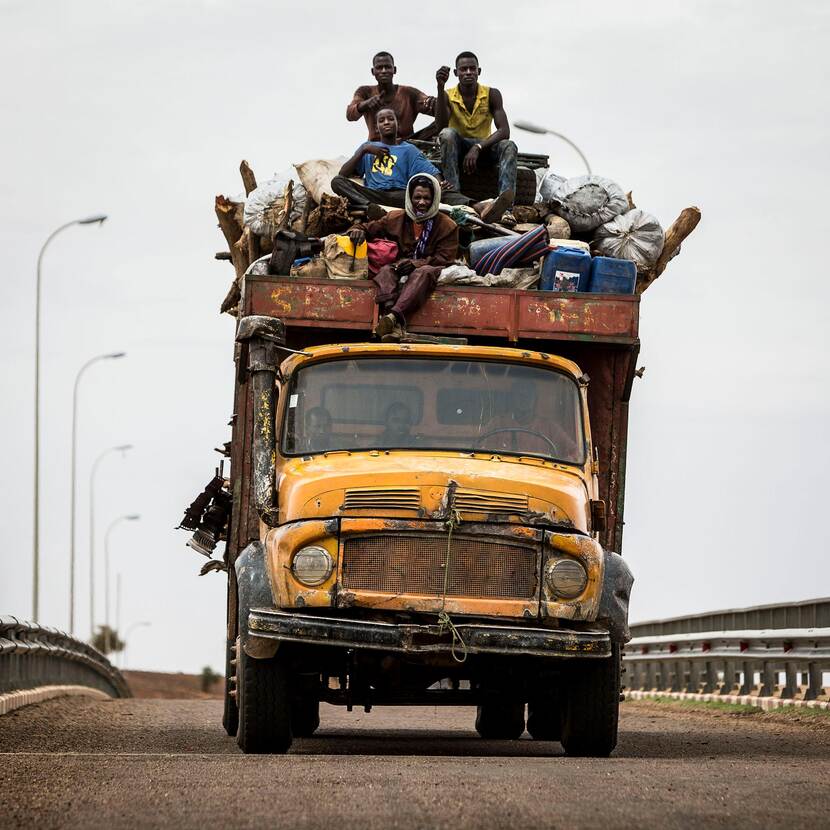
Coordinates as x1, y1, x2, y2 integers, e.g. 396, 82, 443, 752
214, 156, 700, 315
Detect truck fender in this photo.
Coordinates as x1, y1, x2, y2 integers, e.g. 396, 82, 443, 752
234, 541, 279, 659
598, 551, 634, 643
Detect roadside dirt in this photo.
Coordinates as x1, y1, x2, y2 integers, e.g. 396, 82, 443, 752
122, 670, 222, 699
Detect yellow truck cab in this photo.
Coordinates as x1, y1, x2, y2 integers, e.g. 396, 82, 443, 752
201, 275, 638, 756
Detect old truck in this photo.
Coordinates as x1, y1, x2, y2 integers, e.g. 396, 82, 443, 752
190, 274, 639, 756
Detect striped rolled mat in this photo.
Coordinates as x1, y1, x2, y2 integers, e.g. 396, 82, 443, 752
473, 225, 550, 276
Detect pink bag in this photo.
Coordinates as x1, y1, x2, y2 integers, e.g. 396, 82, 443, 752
367, 239, 399, 275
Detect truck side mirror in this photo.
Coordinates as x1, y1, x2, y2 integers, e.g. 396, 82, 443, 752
590, 500, 607, 535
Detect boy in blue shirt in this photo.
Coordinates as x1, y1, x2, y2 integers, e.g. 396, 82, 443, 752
332, 108, 470, 211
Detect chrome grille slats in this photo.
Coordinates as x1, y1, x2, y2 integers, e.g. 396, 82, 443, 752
453, 487, 529, 516
341, 533, 538, 600
343, 487, 421, 511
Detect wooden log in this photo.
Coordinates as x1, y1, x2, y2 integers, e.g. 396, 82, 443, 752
240, 160, 257, 196
215, 194, 243, 250
637, 206, 701, 293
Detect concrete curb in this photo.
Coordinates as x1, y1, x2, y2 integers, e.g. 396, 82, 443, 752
0, 685, 110, 716
625, 689, 829, 711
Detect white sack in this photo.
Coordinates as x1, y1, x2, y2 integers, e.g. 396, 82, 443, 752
593, 209, 664, 270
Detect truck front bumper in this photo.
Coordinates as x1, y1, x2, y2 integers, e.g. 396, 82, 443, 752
248, 608, 611, 659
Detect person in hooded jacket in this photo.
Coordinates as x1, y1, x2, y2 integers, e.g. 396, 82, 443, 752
347, 173, 458, 342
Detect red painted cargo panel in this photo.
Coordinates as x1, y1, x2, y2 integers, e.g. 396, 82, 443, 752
245, 276, 639, 344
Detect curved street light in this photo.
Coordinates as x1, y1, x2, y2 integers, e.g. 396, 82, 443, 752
512, 120, 592, 176
89, 444, 132, 638
32, 214, 107, 620
104, 514, 140, 651
69, 352, 125, 635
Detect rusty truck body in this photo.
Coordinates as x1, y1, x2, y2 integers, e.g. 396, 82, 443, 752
221, 274, 638, 755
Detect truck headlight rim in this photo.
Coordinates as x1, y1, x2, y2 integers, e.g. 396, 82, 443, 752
291, 545, 333, 586
545, 557, 588, 599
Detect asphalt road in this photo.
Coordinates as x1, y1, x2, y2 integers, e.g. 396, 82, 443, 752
1, 698, 828, 829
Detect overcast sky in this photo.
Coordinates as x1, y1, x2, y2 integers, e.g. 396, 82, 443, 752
1, 0, 828, 674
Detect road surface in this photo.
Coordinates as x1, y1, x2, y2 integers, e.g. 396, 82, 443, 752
1, 698, 827, 828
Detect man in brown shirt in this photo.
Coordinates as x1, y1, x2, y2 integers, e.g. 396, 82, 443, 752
347, 173, 459, 341
347, 52, 441, 142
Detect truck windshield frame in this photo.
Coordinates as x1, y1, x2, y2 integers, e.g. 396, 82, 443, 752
280, 356, 587, 466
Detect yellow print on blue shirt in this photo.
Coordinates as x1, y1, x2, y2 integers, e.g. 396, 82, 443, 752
371, 153, 398, 176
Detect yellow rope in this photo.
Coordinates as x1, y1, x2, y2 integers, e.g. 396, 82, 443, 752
438, 505, 467, 663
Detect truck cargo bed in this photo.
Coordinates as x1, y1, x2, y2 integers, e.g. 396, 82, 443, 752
245, 275, 639, 345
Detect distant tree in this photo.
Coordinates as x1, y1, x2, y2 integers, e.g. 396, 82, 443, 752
201, 665, 219, 692
92, 625, 124, 655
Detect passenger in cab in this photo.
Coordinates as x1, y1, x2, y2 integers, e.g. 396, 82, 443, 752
380, 402, 415, 445
436, 52, 518, 225
302, 407, 332, 454
346, 173, 459, 342
333, 109, 469, 212
347, 52, 440, 142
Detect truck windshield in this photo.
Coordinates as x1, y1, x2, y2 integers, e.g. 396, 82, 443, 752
282, 357, 586, 465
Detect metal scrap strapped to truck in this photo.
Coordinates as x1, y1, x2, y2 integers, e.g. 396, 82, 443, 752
178, 158, 700, 757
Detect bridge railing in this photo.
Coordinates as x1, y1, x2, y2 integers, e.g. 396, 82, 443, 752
625, 599, 830, 702
0, 616, 130, 700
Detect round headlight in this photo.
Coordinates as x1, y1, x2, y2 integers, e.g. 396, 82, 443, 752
546, 558, 588, 599
291, 546, 333, 586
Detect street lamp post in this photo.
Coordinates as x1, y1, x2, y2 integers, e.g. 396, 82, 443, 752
33, 214, 107, 621
122, 621, 151, 671
512, 120, 592, 176
104, 514, 140, 652
69, 352, 125, 635
89, 445, 132, 639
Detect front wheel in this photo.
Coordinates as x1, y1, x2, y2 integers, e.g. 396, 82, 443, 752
236, 645, 293, 754
560, 646, 621, 757
222, 638, 239, 737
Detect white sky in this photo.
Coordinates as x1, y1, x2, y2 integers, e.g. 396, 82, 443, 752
1, 0, 828, 673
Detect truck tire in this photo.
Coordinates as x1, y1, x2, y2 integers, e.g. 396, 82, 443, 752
236, 646, 293, 754
222, 638, 239, 737
526, 692, 562, 741
560, 646, 620, 757
474, 701, 525, 739
291, 699, 320, 737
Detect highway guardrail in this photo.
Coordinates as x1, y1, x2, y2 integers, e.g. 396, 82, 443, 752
625, 599, 830, 702
0, 615, 130, 701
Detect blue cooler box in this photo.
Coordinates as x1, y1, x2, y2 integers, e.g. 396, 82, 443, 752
540, 247, 592, 292
589, 256, 637, 294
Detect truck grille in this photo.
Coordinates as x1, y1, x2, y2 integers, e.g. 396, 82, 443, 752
453, 488, 529, 516
343, 487, 421, 511
341, 533, 538, 600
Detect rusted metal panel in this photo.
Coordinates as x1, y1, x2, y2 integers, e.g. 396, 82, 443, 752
518, 293, 639, 342
407, 289, 516, 338
248, 277, 376, 326
246, 275, 640, 346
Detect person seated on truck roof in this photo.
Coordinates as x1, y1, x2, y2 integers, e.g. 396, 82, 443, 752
332, 108, 470, 212
346, 173, 459, 343
436, 52, 518, 226
347, 51, 442, 142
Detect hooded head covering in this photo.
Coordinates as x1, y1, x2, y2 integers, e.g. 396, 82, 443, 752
405, 173, 441, 222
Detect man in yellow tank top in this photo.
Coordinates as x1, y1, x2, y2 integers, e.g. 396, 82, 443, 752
436, 52, 518, 224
